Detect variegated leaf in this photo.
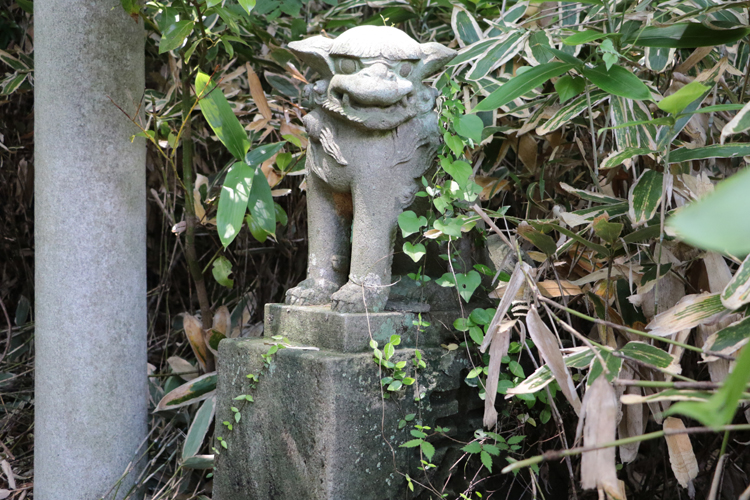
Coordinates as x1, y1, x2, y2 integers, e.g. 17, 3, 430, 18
600, 147, 655, 171
467, 31, 529, 81
722, 254, 750, 310
628, 169, 663, 226
702, 316, 750, 357
620, 341, 681, 374
536, 90, 608, 135
645, 47, 676, 73
621, 389, 713, 404
721, 100, 750, 143
506, 347, 594, 396
647, 293, 729, 337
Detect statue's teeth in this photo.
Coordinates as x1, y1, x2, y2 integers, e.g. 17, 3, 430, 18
343, 93, 350, 107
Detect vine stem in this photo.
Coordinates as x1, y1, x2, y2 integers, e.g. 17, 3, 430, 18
654, 127, 672, 316
503, 423, 750, 474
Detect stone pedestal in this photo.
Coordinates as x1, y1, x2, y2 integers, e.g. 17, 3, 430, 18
214, 305, 471, 500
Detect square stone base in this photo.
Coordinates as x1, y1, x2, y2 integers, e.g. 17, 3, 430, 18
213, 336, 469, 500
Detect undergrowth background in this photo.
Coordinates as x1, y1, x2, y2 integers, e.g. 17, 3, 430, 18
1, 0, 750, 498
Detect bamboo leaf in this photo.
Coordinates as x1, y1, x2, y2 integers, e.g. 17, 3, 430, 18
583, 64, 652, 101
247, 166, 276, 241
647, 293, 728, 337
667, 167, 750, 255
156, 373, 217, 412
663, 417, 699, 489
507, 347, 594, 395
722, 255, 750, 310
473, 62, 575, 112
196, 72, 250, 160
467, 32, 528, 80
600, 147, 655, 170
669, 143, 750, 163
624, 24, 750, 48
721, 100, 750, 143
183, 314, 210, 372
182, 396, 216, 459
702, 316, 750, 356
562, 29, 613, 46
217, 162, 253, 248
526, 306, 581, 414
619, 341, 680, 373
628, 169, 663, 226
581, 377, 621, 498
658, 81, 709, 115
537, 90, 608, 135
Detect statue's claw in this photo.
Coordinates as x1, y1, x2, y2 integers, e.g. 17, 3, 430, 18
285, 278, 340, 306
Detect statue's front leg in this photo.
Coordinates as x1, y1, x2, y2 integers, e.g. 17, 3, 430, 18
331, 179, 417, 313
286, 171, 351, 306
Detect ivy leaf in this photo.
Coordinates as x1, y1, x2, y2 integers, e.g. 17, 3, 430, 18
421, 441, 436, 461
454, 114, 484, 143
658, 81, 709, 115
455, 271, 482, 302
211, 256, 234, 288
462, 442, 482, 454
400, 439, 423, 448
398, 211, 428, 237
159, 20, 194, 54
403, 242, 427, 262
480, 450, 493, 472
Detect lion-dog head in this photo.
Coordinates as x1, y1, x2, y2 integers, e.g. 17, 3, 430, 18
289, 26, 455, 131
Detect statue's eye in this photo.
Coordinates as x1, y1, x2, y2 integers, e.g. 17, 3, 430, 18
339, 59, 357, 74
399, 62, 412, 77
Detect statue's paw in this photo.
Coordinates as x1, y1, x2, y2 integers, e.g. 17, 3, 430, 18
331, 278, 389, 314
285, 278, 340, 306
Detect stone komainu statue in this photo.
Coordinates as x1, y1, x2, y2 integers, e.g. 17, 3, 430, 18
286, 26, 455, 313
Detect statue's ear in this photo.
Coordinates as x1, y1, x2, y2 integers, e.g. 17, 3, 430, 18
415, 42, 456, 80
288, 36, 335, 79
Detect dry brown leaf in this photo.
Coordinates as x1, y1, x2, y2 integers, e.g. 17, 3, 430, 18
475, 176, 510, 201
675, 47, 713, 73
581, 376, 622, 498
481, 262, 529, 353
193, 173, 209, 223
664, 417, 699, 494
280, 121, 309, 148
527, 306, 581, 414
537, 280, 583, 298
517, 133, 538, 173
526, 251, 547, 263
183, 314, 210, 372
246, 63, 272, 120
618, 367, 645, 463
0, 460, 15, 490
483, 320, 515, 429
212, 305, 231, 336
167, 356, 198, 381
704, 252, 733, 293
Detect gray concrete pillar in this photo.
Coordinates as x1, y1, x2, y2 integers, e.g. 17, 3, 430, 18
35, 2, 147, 499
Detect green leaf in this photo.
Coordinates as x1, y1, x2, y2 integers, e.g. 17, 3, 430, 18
467, 32, 529, 80
600, 147, 655, 170
668, 342, 750, 428
667, 167, 750, 255
469, 308, 491, 325
538, 90, 608, 135
211, 255, 234, 288
455, 271, 482, 302
722, 255, 750, 310
582, 64, 651, 100
507, 435, 525, 445
658, 81, 709, 115
247, 168, 276, 241
480, 450, 493, 472
469, 326, 484, 345
238, 0, 256, 14
454, 114, 484, 143
592, 214, 623, 244
619, 341, 677, 371
195, 72, 250, 160
704, 316, 750, 355
517, 223, 557, 256
554, 74, 585, 103
403, 242, 426, 262
624, 24, 750, 48
508, 348, 595, 396
159, 20, 195, 54
421, 441, 436, 461
400, 439, 423, 448
628, 169, 663, 227
721, 101, 750, 142
181, 455, 215, 470
217, 162, 253, 248
647, 293, 728, 337
156, 372, 217, 411
398, 211, 428, 238
182, 396, 216, 460
670, 144, 750, 163
463, 442, 482, 454
245, 142, 286, 167
441, 158, 473, 188
120, 0, 140, 15
473, 62, 575, 112
562, 29, 612, 46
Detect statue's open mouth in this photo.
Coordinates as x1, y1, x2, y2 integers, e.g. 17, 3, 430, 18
325, 90, 417, 129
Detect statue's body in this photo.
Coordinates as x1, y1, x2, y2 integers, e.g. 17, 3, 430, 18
286, 26, 455, 313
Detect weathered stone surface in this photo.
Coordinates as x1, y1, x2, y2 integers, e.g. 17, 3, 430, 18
35, 1, 146, 499
284, 26, 456, 313
214, 336, 470, 500
265, 303, 461, 353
